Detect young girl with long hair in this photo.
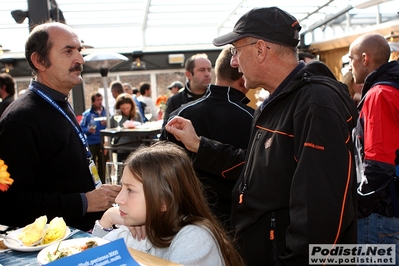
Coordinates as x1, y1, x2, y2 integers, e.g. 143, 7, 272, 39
92, 141, 244, 266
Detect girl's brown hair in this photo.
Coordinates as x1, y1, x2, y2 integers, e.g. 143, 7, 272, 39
114, 93, 138, 120
124, 141, 244, 266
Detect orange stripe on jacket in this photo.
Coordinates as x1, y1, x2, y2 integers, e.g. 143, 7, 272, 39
333, 150, 352, 245
256, 125, 294, 137
221, 161, 245, 178
303, 142, 325, 150
345, 133, 350, 144
346, 116, 353, 123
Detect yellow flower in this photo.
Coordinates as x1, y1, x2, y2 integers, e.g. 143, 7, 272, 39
0, 159, 13, 192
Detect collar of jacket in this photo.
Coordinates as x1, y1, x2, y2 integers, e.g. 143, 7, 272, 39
184, 81, 206, 100
361, 61, 399, 99
208, 84, 248, 104
90, 105, 105, 114
31, 80, 70, 102
260, 61, 305, 111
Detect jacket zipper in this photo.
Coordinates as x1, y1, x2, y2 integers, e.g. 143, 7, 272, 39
270, 212, 277, 264
239, 131, 262, 203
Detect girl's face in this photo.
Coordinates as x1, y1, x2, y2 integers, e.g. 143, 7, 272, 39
119, 103, 132, 116
115, 168, 146, 226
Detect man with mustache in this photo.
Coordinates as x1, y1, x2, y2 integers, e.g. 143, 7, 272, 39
0, 22, 121, 231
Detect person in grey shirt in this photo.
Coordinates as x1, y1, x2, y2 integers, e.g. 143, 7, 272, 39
92, 142, 244, 266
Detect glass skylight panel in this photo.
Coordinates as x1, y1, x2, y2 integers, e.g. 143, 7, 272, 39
0, 0, 397, 53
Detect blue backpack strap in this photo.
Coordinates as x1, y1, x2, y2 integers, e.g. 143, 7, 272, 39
391, 150, 399, 218
374, 81, 399, 90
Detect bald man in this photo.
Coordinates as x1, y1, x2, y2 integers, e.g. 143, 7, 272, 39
349, 33, 399, 256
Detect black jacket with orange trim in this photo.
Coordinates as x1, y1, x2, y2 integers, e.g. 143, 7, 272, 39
193, 61, 359, 265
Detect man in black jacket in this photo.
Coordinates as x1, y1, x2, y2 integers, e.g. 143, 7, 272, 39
0, 22, 120, 231
166, 7, 358, 265
161, 46, 254, 229
162, 53, 212, 127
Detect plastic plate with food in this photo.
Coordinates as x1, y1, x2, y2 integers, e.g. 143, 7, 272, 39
37, 237, 110, 265
3, 226, 71, 252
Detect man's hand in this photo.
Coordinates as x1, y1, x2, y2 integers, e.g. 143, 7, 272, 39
165, 116, 200, 153
86, 184, 121, 212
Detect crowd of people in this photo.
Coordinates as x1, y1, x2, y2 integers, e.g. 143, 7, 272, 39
0, 5, 399, 266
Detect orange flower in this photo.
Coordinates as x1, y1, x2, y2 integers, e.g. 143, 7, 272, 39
156, 95, 168, 106
0, 159, 13, 192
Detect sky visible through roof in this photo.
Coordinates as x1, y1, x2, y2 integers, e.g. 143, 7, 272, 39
0, 0, 398, 54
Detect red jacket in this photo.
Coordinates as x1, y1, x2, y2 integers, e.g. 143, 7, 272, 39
354, 61, 399, 218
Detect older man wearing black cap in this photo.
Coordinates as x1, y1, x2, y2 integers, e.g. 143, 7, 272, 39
166, 6, 358, 265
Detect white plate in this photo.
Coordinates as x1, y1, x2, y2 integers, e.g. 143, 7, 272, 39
37, 237, 109, 265
3, 226, 71, 252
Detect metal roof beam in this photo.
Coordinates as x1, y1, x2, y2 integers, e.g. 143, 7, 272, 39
141, 0, 151, 48
300, 5, 353, 48
216, 0, 247, 33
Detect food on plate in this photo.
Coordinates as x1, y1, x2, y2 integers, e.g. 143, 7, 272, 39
47, 240, 99, 262
16, 216, 67, 247
42, 217, 67, 245
18, 215, 47, 246
123, 120, 141, 128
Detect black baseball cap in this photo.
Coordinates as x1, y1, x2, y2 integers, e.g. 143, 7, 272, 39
167, 81, 184, 90
213, 7, 301, 47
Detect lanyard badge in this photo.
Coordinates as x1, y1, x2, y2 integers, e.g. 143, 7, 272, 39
30, 85, 102, 188
89, 159, 102, 188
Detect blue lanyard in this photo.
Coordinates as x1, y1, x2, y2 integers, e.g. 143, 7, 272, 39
29, 86, 93, 159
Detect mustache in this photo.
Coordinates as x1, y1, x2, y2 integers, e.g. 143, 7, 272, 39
69, 64, 83, 72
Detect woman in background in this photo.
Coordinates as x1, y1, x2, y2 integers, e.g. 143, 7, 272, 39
110, 93, 143, 162
342, 70, 363, 105
92, 142, 244, 266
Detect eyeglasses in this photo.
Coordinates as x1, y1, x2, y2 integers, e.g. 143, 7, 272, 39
230, 42, 257, 56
